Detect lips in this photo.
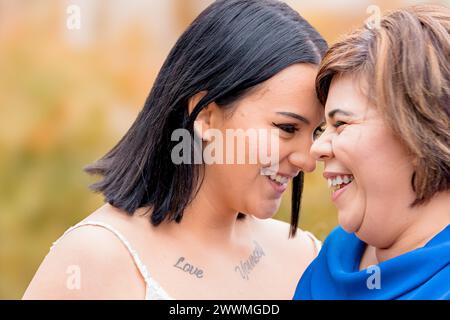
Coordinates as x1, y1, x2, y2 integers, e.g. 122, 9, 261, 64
266, 175, 288, 194
261, 168, 295, 195
268, 173, 289, 184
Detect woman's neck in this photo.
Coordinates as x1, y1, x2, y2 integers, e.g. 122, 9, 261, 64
362, 191, 450, 269
161, 178, 251, 248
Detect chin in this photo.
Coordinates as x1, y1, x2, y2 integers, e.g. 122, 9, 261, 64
338, 210, 363, 234
249, 201, 279, 220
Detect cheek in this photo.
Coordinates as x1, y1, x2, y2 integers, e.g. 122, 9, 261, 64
210, 159, 262, 190
334, 126, 415, 237
334, 126, 374, 159
353, 127, 412, 193
331, 129, 380, 233
334, 126, 394, 186
215, 164, 281, 217
214, 164, 256, 189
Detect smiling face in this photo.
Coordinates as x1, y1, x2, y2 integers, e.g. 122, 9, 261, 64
196, 63, 324, 219
310, 74, 417, 245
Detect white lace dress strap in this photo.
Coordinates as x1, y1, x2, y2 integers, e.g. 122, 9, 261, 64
303, 230, 322, 256
50, 220, 173, 300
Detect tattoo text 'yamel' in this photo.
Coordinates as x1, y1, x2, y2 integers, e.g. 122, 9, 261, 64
235, 241, 265, 280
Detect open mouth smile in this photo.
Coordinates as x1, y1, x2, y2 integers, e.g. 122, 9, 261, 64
324, 172, 354, 201
261, 168, 292, 195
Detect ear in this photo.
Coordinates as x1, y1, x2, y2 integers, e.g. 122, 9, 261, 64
188, 91, 213, 141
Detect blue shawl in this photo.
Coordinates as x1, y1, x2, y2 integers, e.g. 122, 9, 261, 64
293, 225, 450, 300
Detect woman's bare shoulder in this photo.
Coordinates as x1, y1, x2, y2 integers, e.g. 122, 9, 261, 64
250, 217, 321, 261
22, 205, 146, 299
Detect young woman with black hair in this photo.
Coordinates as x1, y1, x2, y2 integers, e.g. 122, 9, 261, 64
23, 0, 327, 299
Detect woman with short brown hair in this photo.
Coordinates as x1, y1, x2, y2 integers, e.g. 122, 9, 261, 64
294, 4, 450, 299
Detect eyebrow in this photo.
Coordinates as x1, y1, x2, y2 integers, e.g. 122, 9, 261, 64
276, 111, 310, 125
328, 109, 355, 119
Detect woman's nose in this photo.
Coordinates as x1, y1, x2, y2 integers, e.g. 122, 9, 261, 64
288, 149, 317, 173
310, 133, 333, 161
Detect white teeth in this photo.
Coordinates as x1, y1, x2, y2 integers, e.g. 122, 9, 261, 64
268, 173, 289, 185
327, 175, 354, 189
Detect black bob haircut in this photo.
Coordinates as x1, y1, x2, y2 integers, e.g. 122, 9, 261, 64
85, 0, 327, 237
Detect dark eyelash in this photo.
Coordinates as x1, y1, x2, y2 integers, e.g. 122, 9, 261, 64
272, 122, 299, 134
333, 121, 347, 128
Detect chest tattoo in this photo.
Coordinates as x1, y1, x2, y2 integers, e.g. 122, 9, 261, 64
173, 257, 204, 278
234, 241, 265, 280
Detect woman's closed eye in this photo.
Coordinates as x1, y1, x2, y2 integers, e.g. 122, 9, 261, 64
272, 122, 299, 134
333, 120, 348, 132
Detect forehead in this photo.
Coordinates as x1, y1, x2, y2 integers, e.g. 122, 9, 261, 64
261, 63, 318, 95
325, 74, 372, 116
241, 63, 324, 121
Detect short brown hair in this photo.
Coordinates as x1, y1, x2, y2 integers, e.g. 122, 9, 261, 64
316, 4, 450, 206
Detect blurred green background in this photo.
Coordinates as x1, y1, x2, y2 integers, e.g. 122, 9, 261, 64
0, 0, 447, 299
